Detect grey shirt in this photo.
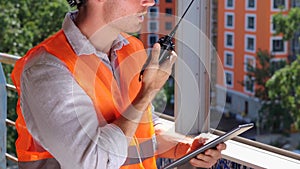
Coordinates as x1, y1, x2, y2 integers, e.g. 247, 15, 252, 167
20, 11, 160, 169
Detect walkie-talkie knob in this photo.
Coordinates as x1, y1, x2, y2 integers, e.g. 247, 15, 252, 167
157, 36, 175, 64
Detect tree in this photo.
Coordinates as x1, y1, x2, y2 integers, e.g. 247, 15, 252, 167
267, 7, 300, 131
273, 7, 300, 40
267, 57, 300, 130
0, 0, 70, 156
244, 50, 288, 132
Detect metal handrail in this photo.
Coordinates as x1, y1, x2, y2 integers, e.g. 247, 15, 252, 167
5, 153, 18, 163
6, 84, 16, 92
0, 53, 19, 164
1, 52, 300, 167
6, 119, 16, 127
0, 52, 20, 64
210, 128, 300, 161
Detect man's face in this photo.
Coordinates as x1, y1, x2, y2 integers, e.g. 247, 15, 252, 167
103, 0, 155, 33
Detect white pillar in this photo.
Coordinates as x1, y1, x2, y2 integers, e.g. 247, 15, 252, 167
175, 0, 211, 136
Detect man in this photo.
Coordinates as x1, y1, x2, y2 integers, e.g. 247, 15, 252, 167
11, 0, 226, 168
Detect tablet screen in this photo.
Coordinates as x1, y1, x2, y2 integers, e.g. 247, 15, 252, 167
162, 123, 254, 169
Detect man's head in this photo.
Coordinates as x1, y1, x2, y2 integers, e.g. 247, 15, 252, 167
102, 0, 155, 33
72, 0, 155, 35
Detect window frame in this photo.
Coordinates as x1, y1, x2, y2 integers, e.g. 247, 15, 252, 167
244, 55, 256, 72
245, 14, 256, 32
165, 21, 173, 30
148, 6, 159, 19
225, 0, 235, 10
225, 70, 234, 88
245, 34, 256, 53
270, 36, 287, 54
225, 12, 235, 29
271, 0, 289, 11
165, 8, 173, 16
225, 32, 235, 49
224, 51, 234, 68
246, 0, 257, 10
148, 34, 159, 46
148, 20, 159, 33
244, 75, 255, 94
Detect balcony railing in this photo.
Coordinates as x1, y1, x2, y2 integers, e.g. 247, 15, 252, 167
1, 53, 300, 169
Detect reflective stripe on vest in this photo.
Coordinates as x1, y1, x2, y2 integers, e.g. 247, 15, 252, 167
11, 30, 157, 169
124, 135, 157, 166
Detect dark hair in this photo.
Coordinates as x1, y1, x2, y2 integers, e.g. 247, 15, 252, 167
66, 0, 86, 8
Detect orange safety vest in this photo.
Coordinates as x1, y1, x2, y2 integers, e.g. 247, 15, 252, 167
11, 30, 157, 169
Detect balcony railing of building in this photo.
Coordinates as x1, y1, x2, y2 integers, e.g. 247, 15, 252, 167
1, 52, 300, 169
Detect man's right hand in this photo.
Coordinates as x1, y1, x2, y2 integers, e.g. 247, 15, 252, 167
139, 43, 177, 102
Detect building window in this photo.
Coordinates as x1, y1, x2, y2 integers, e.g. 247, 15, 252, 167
225, 71, 234, 88
245, 14, 256, 31
148, 34, 159, 46
165, 22, 172, 30
166, 8, 173, 16
244, 55, 256, 72
148, 21, 159, 33
165, 8, 173, 16
272, 39, 285, 52
225, 12, 234, 29
272, 0, 288, 11
292, 35, 300, 51
225, 32, 234, 49
271, 15, 277, 33
270, 58, 286, 71
226, 0, 235, 9
226, 94, 232, 104
271, 37, 287, 54
148, 7, 159, 18
166, 0, 172, 3
224, 51, 234, 68
246, 0, 256, 10
245, 35, 256, 53
292, 0, 300, 7
244, 76, 255, 93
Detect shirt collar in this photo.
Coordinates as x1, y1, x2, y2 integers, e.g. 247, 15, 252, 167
62, 11, 129, 59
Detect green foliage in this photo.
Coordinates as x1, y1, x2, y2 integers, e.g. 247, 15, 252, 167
152, 77, 174, 116
245, 50, 286, 100
273, 7, 300, 40
0, 0, 70, 55
0, 0, 70, 155
244, 49, 288, 132
268, 7, 300, 131
267, 57, 300, 130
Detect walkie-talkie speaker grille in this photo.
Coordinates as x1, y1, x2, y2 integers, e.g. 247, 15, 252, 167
66, 0, 84, 7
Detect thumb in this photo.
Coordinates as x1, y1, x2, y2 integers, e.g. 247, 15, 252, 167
190, 137, 208, 152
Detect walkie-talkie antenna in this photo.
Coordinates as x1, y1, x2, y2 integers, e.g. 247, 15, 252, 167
139, 0, 196, 81
168, 0, 195, 38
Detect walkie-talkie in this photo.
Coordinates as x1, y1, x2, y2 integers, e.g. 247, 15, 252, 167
139, 0, 195, 81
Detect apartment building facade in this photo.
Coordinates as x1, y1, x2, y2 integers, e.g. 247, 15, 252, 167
216, 0, 296, 120
139, 0, 177, 52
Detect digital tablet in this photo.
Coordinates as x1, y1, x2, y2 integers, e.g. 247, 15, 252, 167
162, 123, 254, 169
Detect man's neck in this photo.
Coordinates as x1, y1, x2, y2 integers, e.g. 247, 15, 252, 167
75, 10, 120, 54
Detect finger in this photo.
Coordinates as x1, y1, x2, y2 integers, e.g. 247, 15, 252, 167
150, 43, 161, 65
190, 157, 215, 168
159, 51, 177, 73
204, 149, 222, 160
190, 137, 207, 151
216, 143, 227, 151
169, 51, 177, 65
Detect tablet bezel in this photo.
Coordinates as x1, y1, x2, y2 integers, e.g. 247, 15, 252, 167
162, 123, 254, 169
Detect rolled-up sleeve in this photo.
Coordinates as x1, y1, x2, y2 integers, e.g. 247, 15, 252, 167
20, 50, 128, 169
